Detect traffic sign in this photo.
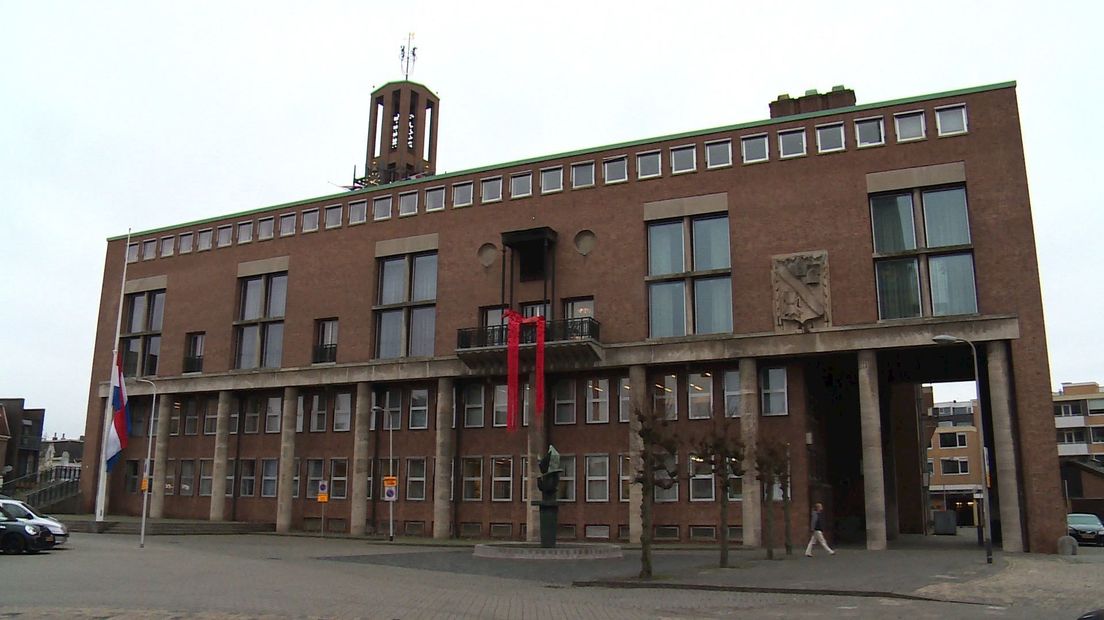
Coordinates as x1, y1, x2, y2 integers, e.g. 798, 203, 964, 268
317, 492, 329, 503
383, 476, 398, 488
319, 481, 329, 494
383, 486, 397, 502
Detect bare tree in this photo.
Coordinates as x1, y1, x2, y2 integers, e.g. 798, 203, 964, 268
691, 415, 744, 567
633, 404, 680, 579
756, 436, 790, 560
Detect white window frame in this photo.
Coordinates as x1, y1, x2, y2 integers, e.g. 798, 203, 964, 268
935, 104, 968, 137
373, 195, 392, 221
687, 372, 712, 420
723, 369, 741, 418
308, 394, 326, 432
571, 160, 595, 188
323, 204, 343, 229
398, 191, 418, 217
654, 454, 678, 503
761, 367, 788, 416
619, 453, 632, 502
141, 238, 157, 260
178, 232, 194, 253
196, 228, 214, 251
815, 122, 845, 153
464, 384, 484, 428
452, 181, 474, 208
618, 377, 631, 423
540, 166, 563, 194
261, 458, 278, 497
409, 388, 429, 430
239, 459, 256, 497
406, 457, 427, 500
301, 208, 320, 232
237, 221, 253, 244
278, 213, 296, 237
554, 380, 576, 425
558, 454, 576, 502
492, 384, 508, 428
586, 378, 609, 423
480, 176, 503, 204
669, 144, 696, 174
893, 110, 927, 142
330, 458, 348, 499
741, 133, 769, 163
653, 374, 678, 421
1090, 427, 1104, 444
348, 200, 367, 224
777, 128, 806, 159
332, 391, 352, 432
520, 455, 529, 502
940, 457, 969, 475
160, 236, 175, 257
636, 150, 662, 180
704, 139, 732, 169
689, 454, 715, 502
602, 156, 628, 184
127, 242, 140, 263
585, 454, 609, 502
462, 456, 483, 501
424, 186, 446, 212
491, 456, 512, 502
264, 397, 281, 433
510, 172, 532, 199
854, 116, 886, 148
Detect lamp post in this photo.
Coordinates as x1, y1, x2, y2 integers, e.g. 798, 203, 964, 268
932, 334, 993, 564
135, 378, 157, 549
373, 405, 393, 542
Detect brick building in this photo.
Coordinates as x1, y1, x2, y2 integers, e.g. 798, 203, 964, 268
82, 79, 1064, 552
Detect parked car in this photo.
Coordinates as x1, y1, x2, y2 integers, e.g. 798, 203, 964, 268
0, 507, 54, 554
0, 499, 69, 546
1067, 513, 1104, 546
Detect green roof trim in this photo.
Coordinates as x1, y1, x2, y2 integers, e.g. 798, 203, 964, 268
109, 80, 1015, 242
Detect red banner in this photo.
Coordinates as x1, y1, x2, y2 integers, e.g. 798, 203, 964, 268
504, 310, 545, 432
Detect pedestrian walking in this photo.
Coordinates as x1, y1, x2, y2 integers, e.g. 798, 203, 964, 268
805, 502, 835, 557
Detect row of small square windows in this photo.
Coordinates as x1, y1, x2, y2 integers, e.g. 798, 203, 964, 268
128, 105, 968, 263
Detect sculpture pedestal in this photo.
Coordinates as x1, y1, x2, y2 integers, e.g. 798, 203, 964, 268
532, 499, 559, 548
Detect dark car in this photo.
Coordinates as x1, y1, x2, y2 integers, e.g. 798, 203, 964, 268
1, 508, 55, 554
1067, 513, 1104, 546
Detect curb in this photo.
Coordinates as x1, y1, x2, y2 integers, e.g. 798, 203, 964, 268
571, 579, 990, 606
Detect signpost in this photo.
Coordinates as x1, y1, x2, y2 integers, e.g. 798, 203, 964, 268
383, 476, 398, 502
317, 481, 329, 536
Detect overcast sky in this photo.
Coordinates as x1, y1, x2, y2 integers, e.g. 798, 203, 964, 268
2, 1, 1100, 439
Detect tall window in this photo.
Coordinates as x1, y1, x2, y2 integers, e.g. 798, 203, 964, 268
491, 456, 512, 501
313, 318, 338, 363
647, 215, 731, 337
264, 396, 281, 433
557, 455, 576, 501
409, 388, 429, 429
330, 459, 348, 499
761, 367, 788, 416
871, 187, 976, 319
687, 372, 713, 419
723, 369, 741, 418
463, 384, 484, 428
462, 457, 483, 501
586, 379, 609, 423
306, 459, 325, 498
375, 252, 437, 358
406, 457, 427, 500
261, 459, 278, 497
492, 384, 508, 427
121, 289, 165, 377
554, 380, 576, 424
333, 391, 352, 432
689, 454, 714, 501
652, 374, 678, 420
585, 455, 609, 502
234, 272, 287, 369
184, 332, 204, 373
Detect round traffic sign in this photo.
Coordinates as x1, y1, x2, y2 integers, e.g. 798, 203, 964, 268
383, 486, 397, 501
318, 481, 329, 494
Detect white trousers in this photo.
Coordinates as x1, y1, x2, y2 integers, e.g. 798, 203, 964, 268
805, 530, 833, 555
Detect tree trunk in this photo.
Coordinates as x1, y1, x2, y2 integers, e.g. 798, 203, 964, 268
719, 483, 729, 568
762, 475, 774, 560
640, 463, 654, 578
783, 479, 792, 556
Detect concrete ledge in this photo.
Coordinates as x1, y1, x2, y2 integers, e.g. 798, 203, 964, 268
474, 542, 623, 560
572, 579, 987, 605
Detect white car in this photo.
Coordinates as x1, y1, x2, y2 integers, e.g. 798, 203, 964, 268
0, 499, 68, 546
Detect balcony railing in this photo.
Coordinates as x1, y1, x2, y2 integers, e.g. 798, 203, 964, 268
457, 317, 601, 350
313, 344, 338, 364
183, 355, 204, 373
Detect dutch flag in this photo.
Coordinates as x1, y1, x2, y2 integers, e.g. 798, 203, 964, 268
105, 351, 130, 471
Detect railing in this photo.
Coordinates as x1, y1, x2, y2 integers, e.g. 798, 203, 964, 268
183, 355, 204, 373
312, 344, 338, 364
1, 464, 81, 501
457, 317, 601, 350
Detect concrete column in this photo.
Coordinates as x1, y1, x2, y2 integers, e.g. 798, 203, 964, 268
276, 387, 299, 534
858, 350, 888, 550
739, 358, 762, 547
432, 378, 455, 539
627, 365, 647, 543
209, 390, 233, 521
987, 340, 1024, 552
526, 378, 546, 542
150, 394, 173, 518
349, 382, 372, 536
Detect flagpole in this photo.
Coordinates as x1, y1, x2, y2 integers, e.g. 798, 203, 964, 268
95, 230, 131, 522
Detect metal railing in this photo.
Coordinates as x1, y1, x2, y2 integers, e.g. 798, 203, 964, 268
456, 317, 601, 350
1, 464, 81, 501
183, 355, 204, 373
312, 344, 338, 364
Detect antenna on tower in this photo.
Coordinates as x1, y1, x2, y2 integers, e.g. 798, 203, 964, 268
400, 32, 417, 80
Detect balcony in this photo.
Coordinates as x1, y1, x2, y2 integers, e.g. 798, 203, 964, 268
1059, 443, 1091, 457
1055, 415, 1087, 429
183, 355, 204, 373
456, 317, 603, 373
313, 344, 338, 364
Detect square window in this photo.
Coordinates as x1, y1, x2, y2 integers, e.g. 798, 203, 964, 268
929, 253, 977, 316
425, 187, 445, 212
197, 229, 213, 251
670, 145, 696, 174
936, 105, 967, 136
279, 214, 295, 237
348, 201, 367, 224
323, 205, 342, 228
127, 243, 139, 263
855, 117, 885, 147
216, 225, 232, 247
741, 134, 769, 163
870, 193, 917, 253
160, 236, 174, 257
453, 182, 473, 207
481, 177, 502, 203
373, 196, 392, 220
876, 258, 921, 319
816, 123, 845, 153
399, 191, 418, 216
258, 218, 274, 240
922, 187, 971, 247
571, 161, 595, 188
637, 151, 661, 179
778, 129, 806, 158
141, 239, 157, 260
603, 157, 627, 184
540, 167, 563, 193
302, 209, 320, 232
894, 111, 926, 142
510, 172, 532, 198
178, 233, 193, 253
705, 140, 732, 168
237, 221, 253, 244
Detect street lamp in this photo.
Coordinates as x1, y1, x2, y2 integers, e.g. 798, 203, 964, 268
932, 334, 993, 564
135, 378, 157, 549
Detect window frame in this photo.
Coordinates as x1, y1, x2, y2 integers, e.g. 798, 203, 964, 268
323, 205, 342, 229
257, 217, 275, 240
669, 144, 697, 175
348, 200, 367, 224
160, 236, 175, 257
452, 182, 474, 208
540, 166, 563, 194
491, 456, 512, 502
424, 186, 446, 212
301, 208, 320, 232
935, 104, 968, 137
509, 172, 532, 199
178, 232, 194, 253
777, 128, 807, 159
571, 160, 595, 189
278, 213, 295, 237
398, 191, 418, 217
585, 454, 610, 502
704, 139, 732, 169
893, 110, 927, 142
586, 378, 610, 424
815, 122, 845, 153
760, 367, 788, 416
196, 228, 213, 251
480, 176, 503, 204
554, 380, 576, 425
406, 457, 427, 500
854, 115, 886, 148
636, 150, 662, 180
237, 221, 253, 244
602, 156, 628, 185
373, 195, 393, 221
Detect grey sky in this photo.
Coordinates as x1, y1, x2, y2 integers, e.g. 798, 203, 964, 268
1, 1, 1100, 438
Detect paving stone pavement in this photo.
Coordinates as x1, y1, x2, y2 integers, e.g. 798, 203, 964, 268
0, 533, 1100, 619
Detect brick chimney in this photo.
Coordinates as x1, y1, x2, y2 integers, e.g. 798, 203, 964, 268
770, 85, 856, 118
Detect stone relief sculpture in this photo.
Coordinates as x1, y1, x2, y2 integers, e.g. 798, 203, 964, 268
772, 251, 831, 332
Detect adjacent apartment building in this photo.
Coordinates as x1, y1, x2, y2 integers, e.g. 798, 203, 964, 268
925, 399, 986, 526
82, 79, 1064, 552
